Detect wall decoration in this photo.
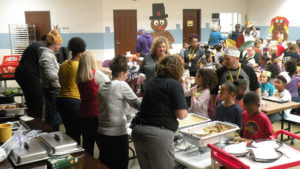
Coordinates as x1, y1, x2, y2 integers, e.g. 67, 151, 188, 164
268, 16, 289, 41
149, 3, 175, 48
187, 20, 193, 27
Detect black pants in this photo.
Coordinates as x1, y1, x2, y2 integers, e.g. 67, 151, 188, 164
56, 97, 81, 144
96, 133, 129, 169
15, 70, 43, 118
43, 87, 61, 131
80, 118, 99, 156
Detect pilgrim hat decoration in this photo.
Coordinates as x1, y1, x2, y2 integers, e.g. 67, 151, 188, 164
150, 3, 168, 20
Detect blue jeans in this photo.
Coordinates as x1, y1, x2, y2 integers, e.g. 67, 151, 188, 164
57, 97, 81, 144
43, 87, 61, 131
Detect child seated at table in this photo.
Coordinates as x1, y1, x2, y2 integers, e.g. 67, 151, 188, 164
242, 92, 273, 140
233, 79, 247, 111
182, 68, 218, 117
273, 74, 291, 101
268, 74, 292, 123
216, 82, 242, 129
284, 60, 300, 98
260, 70, 275, 97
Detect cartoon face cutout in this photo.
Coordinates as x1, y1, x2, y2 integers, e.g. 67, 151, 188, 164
274, 18, 286, 29
151, 18, 168, 31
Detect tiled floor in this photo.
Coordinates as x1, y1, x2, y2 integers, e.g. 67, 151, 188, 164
60, 121, 300, 169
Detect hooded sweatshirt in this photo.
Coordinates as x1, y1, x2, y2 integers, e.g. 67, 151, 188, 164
135, 33, 153, 55
39, 47, 60, 88
97, 80, 141, 136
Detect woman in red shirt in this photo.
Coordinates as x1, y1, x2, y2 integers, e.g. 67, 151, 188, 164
76, 51, 109, 156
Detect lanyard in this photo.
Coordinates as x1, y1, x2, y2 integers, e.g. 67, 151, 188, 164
188, 48, 196, 61
228, 63, 241, 82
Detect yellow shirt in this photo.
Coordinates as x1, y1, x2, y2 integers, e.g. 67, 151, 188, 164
57, 60, 80, 99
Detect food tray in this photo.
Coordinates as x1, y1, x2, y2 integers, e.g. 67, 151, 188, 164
9, 139, 50, 166
0, 103, 27, 117
180, 121, 239, 151
263, 96, 288, 103
38, 131, 84, 156
249, 150, 283, 163
178, 113, 211, 129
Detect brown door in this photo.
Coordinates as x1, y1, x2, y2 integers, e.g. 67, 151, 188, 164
25, 11, 51, 40
183, 9, 201, 45
113, 10, 137, 56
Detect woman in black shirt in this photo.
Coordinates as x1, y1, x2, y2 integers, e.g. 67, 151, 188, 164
184, 34, 204, 76
131, 55, 188, 169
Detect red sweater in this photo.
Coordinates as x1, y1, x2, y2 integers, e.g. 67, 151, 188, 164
242, 111, 273, 140
77, 70, 99, 118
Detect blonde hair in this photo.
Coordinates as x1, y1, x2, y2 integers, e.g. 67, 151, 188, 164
150, 36, 170, 56
76, 51, 98, 83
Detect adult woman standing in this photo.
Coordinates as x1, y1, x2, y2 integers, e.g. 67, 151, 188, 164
97, 55, 141, 169
184, 34, 204, 77
208, 25, 227, 46
57, 37, 86, 143
137, 36, 170, 91
131, 55, 188, 169
76, 51, 109, 155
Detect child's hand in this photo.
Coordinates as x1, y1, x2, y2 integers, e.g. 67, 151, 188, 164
191, 85, 198, 96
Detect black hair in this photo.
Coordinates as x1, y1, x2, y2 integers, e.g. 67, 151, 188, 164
109, 55, 129, 78
266, 63, 279, 78
261, 54, 270, 62
235, 24, 241, 30
284, 60, 297, 76
41, 35, 47, 41
189, 34, 200, 42
233, 79, 247, 88
243, 92, 260, 105
296, 39, 300, 48
222, 81, 237, 95
215, 45, 222, 52
68, 37, 86, 57
271, 53, 278, 62
276, 75, 287, 84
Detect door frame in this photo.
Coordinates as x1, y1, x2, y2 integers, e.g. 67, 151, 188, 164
113, 9, 137, 56
182, 9, 201, 44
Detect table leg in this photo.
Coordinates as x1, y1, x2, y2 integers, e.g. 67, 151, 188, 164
281, 111, 284, 141
211, 159, 216, 169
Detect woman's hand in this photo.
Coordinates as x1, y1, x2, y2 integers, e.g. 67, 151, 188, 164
176, 109, 188, 120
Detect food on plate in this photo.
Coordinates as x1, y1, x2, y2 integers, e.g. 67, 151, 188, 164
0, 104, 22, 110
227, 137, 252, 144
179, 114, 205, 127
187, 124, 229, 137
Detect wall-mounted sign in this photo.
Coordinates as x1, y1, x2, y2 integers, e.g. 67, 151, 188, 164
60, 26, 69, 34
187, 20, 193, 27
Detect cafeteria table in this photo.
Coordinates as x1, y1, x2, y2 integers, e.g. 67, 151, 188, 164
261, 100, 300, 141
0, 117, 109, 169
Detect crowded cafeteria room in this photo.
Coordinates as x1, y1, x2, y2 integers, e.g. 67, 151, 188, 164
1, 0, 300, 168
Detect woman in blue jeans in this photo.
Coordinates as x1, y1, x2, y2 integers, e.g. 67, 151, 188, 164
56, 37, 86, 143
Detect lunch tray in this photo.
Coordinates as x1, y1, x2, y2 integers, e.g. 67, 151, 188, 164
262, 96, 289, 103
249, 150, 283, 163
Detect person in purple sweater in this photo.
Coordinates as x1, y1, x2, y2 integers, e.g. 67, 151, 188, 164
135, 28, 153, 57
284, 60, 300, 98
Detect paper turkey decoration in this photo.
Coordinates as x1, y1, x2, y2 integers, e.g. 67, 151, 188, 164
149, 3, 175, 48
268, 16, 289, 41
